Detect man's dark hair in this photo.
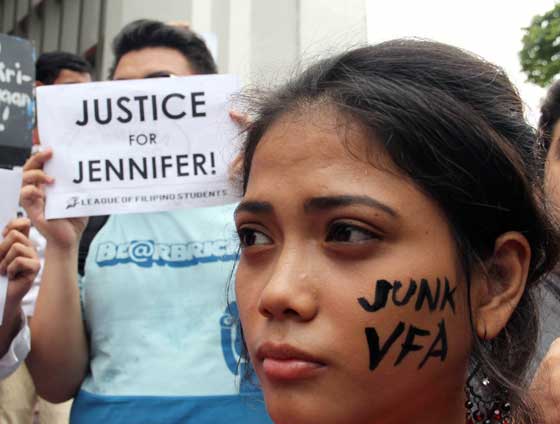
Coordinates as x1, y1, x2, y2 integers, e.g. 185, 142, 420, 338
110, 19, 217, 76
538, 79, 560, 152
36, 51, 92, 85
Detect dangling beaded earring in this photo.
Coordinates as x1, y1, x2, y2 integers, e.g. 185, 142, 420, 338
464, 367, 512, 424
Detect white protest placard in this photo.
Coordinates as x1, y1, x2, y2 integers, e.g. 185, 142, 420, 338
0, 167, 23, 325
37, 75, 241, 219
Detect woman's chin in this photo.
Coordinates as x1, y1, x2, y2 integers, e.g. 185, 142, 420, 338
263, 393, 344, 424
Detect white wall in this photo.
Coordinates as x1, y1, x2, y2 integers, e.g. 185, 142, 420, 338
119, 0, 191, 25
59, 0, 82, 54
299, 0, 367, 62
248, 0, 299, 86
40, 0, 61, 52
232, 0, 368, 86
227, 0, 252, 83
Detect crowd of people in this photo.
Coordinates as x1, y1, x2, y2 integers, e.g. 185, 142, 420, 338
0, 17, 559, 424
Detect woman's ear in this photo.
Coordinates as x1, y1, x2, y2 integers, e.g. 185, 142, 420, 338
471, 232, 531, 340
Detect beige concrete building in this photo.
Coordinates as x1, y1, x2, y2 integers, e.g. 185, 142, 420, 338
0, 0, 367, 83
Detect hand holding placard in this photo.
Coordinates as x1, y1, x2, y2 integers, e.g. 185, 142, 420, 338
37, 74, 241, 219
0, 217, 39, 310
20, 149, 88, 249
0, 216, 39, 360
0, 167, 39, 326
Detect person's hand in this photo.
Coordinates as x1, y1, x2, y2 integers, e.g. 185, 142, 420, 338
228, 111, 250, 186
531, 338, 560, 423
20, 149, 88, 249
229, 110, 250, 129
0, 218, 39, 326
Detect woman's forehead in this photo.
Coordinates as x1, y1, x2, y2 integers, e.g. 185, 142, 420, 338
252, 106, 387, 170
249, 116, 442, 215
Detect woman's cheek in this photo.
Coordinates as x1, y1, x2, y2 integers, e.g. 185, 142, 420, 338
352, 276, 470, 373
235, 268, 259, 332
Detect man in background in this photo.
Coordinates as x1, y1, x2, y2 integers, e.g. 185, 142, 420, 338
35, 51, 92, 86
22, 20, 271, 423
32, 52, 92, 146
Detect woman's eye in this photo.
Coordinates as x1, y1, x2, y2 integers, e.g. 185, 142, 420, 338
238, 228, 272, 247
325, 222, 378, 243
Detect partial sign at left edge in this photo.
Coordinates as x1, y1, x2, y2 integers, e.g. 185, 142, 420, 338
0, 34, 34, 167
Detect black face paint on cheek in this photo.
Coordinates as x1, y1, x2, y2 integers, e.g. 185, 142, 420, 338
394, 325, 430, 366
365, 320, 449, 371
359, 277, 456, 313
360, 277, 454, 371
358, 279, 393, 312
392, 280, 417, 306
365, 322, 405, 370
419, 319, 448, 369
440, 278, 456, 313
415, 278, 441, 311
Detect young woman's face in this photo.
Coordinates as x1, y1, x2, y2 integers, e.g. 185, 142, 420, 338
235, 107, 472, 424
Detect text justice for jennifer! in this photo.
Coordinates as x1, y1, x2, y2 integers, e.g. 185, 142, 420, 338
75, 91, 207, 126
72, 153, 217, 184
70, 90, 218, 184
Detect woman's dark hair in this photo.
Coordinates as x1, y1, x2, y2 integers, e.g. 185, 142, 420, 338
110, 19, 217, 77
238, 39, 560, 423
538, 79, 560, 153
36, 51, 92, 85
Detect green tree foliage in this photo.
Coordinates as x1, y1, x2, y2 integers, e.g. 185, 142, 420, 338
520, 3, 560, 87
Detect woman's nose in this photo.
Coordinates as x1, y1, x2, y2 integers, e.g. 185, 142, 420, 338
257, 247, 319, 322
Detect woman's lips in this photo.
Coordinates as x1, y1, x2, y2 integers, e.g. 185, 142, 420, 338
256, 343, 327, 381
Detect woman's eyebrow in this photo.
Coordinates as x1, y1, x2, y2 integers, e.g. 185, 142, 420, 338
303, 195, 398, 217
234, 200, 274, 217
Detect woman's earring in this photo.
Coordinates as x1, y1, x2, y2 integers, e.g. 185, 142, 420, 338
464, 367, 512, 424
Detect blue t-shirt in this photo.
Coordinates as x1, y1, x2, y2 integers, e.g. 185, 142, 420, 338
70, 204, 271, 423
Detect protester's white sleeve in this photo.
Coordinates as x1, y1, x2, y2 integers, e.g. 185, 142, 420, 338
0, 312, 30, 380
